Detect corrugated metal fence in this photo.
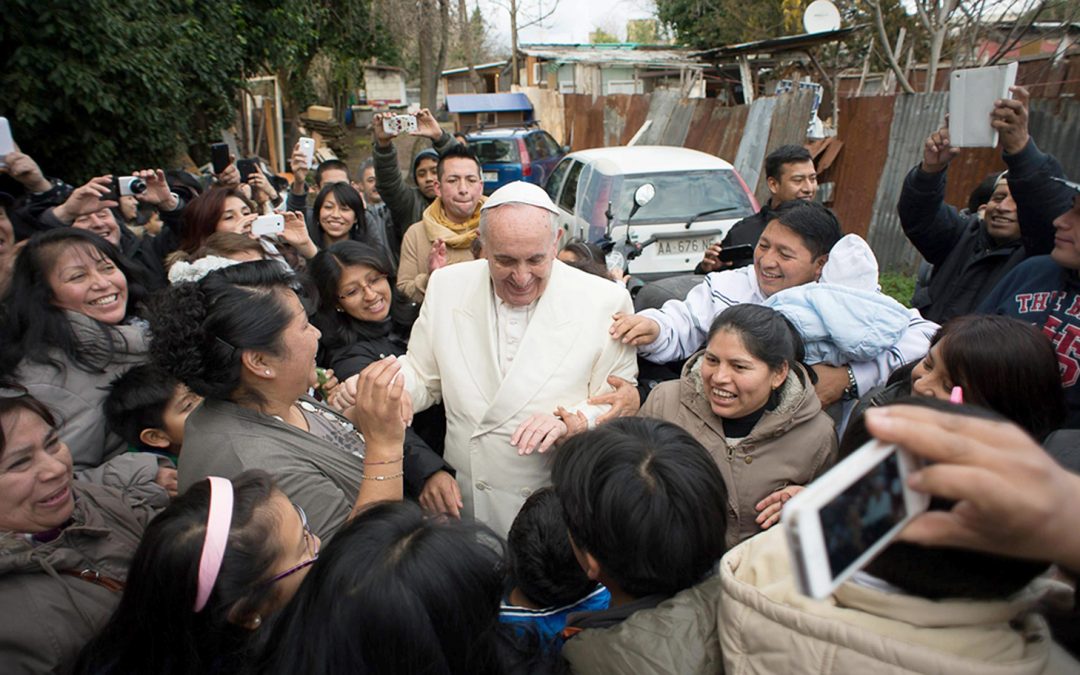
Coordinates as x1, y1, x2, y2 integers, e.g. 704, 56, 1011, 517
561, 89, 1080, 272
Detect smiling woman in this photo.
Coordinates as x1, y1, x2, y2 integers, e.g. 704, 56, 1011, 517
0, 229, 152, 470
0, 384, 166, 674
638, 304, 837, 549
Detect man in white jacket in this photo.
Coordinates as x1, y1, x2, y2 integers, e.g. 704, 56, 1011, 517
611, 200, 936, 406
399, 182, 638, 538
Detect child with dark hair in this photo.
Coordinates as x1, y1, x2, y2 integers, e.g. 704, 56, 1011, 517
554, 417, 728, 673
105, 364, 203, 462
499, 488, 610, 646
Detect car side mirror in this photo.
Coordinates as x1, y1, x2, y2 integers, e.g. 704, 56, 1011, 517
627, 183, 656, 222
562, 145, 570, 154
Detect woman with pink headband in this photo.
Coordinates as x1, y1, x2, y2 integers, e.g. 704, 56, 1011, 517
78, 470, 317, 674
0, 383, 168, 674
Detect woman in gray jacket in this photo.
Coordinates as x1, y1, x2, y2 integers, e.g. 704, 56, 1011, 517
0, 384, 167, 674
639, 304, 837, 549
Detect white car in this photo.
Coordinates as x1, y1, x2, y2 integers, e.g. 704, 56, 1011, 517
544, 146, 760, 278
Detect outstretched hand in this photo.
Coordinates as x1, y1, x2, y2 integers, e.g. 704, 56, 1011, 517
921, 114, 959, 173
992, 85, 1031, 155
609, 312, 660, 346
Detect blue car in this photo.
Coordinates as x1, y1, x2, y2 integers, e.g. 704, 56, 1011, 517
465, 127, 568, 195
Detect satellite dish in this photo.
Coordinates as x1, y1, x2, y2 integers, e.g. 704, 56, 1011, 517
803, 0, 841, 33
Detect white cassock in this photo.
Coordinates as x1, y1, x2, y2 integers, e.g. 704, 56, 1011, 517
400, 259, 638, 537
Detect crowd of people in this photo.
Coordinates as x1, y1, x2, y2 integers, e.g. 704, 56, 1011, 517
1, 88, 1079, 674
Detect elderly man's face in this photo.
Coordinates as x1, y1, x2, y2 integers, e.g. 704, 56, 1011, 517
483, 204, 558, 306
72, 206, 121, 246
362, 166, 381, 205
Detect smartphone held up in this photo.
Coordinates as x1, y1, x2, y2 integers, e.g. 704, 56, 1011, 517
782, 440, 929, 599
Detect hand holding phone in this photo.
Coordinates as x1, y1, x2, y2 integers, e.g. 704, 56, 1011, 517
251, 213, 285, 237
297, 137, 315, 169
211, 143, 231, 174
718, 243, 754, 263
382, 115, 418, 136
0, 117, 15, 168
783, 439, 929, 599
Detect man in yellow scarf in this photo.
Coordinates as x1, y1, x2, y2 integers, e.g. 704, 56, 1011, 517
398, 145, 486, 303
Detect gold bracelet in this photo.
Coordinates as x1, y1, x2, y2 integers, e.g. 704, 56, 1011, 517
365, 455, 404, 465
362, 471, 404, 482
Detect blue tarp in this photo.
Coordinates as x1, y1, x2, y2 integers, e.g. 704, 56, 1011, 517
446, 93, 533, 113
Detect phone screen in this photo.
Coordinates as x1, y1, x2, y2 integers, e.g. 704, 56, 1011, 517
818, 451, 907, 580
0, 117, 14, 166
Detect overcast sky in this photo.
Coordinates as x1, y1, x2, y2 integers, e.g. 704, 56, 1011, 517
479, 0, 660, 47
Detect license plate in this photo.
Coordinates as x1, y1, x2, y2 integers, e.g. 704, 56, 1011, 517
483, 171, 498, 182
656, 237, 712, 256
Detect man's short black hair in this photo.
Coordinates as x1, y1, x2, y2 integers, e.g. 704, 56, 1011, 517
844, 396, 1050, 600
765, 144, 813, 181
104, 364, 179, 448
769, 199, 843, 259
436, 143, 481, 180
315, 159, 351, 186
551, 417, 729, 600
507, 488, 598, 608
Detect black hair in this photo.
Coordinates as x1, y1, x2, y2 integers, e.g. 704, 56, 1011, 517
76, 471, 281, 675
560, 238, 611, 280
967, 172, 1004, 213
308, 241, 411, 350
840, 396, 1050, 600
0, 381, 58, 457
0, 228, 147, 375
765, 144, 813, 180
507, 487, 598, 609
257, 501, 551, 674
148, 260, 301, 405
310, 182, 367, 249
767, 199, 842, 259
315, 159, 351, 186
706, 304, 806, 374
436, 143, 481, 180
104, 363, 181, 450
927, 315, 1065, 440
551, 417, 728, 599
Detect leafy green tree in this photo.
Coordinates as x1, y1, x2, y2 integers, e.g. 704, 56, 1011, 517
656, 0, 785, 49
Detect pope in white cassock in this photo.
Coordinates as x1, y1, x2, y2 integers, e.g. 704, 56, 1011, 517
398, 181, 638, 537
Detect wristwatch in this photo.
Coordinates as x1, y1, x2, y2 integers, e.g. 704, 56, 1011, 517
842, 366, 859, 401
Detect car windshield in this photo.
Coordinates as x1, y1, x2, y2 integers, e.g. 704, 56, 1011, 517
612, 170, 755, 224
470, 139, 519, 164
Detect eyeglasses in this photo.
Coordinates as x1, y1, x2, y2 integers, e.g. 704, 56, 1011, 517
260, 504, 320, 587
338, 274, 389, 300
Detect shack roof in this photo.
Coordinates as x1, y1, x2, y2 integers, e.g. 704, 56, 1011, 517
693, 26, 862, 58
446, 93, 533, 114
519, 43, 702, 67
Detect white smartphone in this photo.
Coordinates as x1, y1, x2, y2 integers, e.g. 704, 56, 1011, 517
251, 214, 285, 237
382, 114, 417, 136
297, 136, 315, 169
782, 439, 929, 599
0, 117, 15, 167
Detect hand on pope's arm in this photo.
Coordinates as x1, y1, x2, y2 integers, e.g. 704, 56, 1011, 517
866, 405, 1080, 572
554, 406, 589, 438
419, 471, 463, 518
992, 86, 1031, 156
511, 413, 567, 455
609, 312, 660, 346
52, 176, 117, 224
588, 375, 641, 424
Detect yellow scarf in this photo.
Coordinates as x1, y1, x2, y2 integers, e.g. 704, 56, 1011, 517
423, 195, 486, 249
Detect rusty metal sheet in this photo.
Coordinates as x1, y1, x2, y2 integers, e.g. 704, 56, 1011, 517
659, 96, 696, 147
1030, 97, 1080, 182
637, 90, 680, 146
619, 95, 652, 145
734, 96, 777, 202
713, 105, 750, 163
867, 92, 947, 272
683, 99, 718, 153
828, 96, 896, 241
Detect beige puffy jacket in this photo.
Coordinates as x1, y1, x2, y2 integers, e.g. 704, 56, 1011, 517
718, 526, 1080, 675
